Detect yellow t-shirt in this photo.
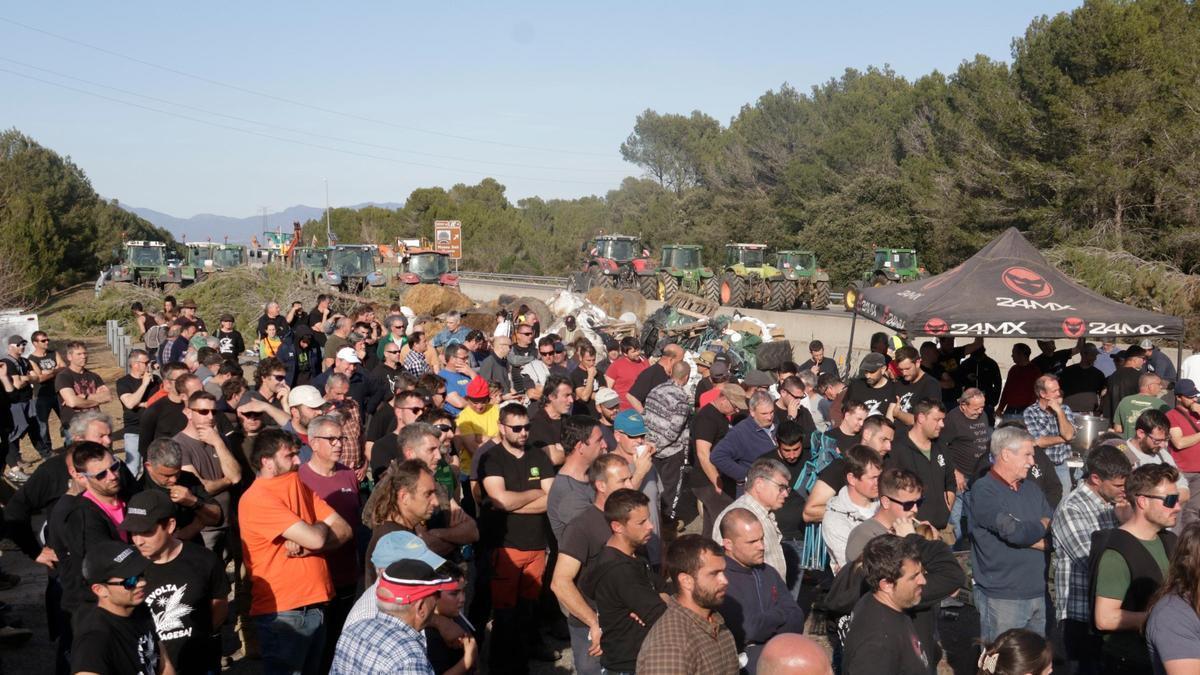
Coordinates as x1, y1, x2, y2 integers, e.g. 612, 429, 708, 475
456, 404, 499, 474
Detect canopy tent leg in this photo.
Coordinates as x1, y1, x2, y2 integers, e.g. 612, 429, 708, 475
1177, 338, 1184, 387
843, 309, 859, 380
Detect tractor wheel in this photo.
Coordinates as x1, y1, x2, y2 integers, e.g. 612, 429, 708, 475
870, 272, 889, 288
638, 275, 657, 300
659, 273, 680, 302
720, 273, 747, 307
592, 269, 614, 289
765, 280, 789, 312
702, 275, 721, 304
812, 280, 831, 310
844, 282, 861, 311
781, 280, 798, 309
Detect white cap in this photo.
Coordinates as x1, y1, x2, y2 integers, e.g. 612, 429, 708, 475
1139, 339, 1154, 350
336, 347, 361, 364
287, 385, 326, 409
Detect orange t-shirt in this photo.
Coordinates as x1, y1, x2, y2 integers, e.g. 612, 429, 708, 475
239, 471, 335, 615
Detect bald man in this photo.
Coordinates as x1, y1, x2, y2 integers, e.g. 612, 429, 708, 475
757, 633, 833, 675
627, 344, 684, 413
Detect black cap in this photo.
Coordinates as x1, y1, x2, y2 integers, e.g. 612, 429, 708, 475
83, 540, 150, 584
119, 490, 175, 533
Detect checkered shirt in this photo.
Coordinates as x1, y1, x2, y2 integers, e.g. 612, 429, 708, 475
403, 349, 430, 378
330, 611, 433, 675
1024, 403, 1075, 464
1050, 484, 1118, 621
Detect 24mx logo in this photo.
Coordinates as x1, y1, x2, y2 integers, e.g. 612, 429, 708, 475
1002, 267, 1054, 299
1086, 322, 1165, 336
996, 297, 1075, 312
922, 319, 1027, 336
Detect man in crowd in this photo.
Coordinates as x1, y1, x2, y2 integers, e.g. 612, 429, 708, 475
940, 387, 991, 539
635, 534, 739, 674
123, 489, 229, 675
546, 416, 606, 541
587, 489, 666, 674
799, 340, 838, 379
570, 342, 601, 415
712, 457, 789, 580
761, 420, 807, 594
822, 445, 883, 572
141, 364, 196, 443
479, 404, 557, 669
551, 453, 635, 675
439, 342, 477, 416
1167, 378, 1200, 530
432, 310, 470, 350
967, 426, 1053, 641
367, 389, 428, 477
1060, 342, 1106, 402
1113, 372, 1169, 438
26, 330, 62, 456
528, 374, 574, 466
3, 335, 40, 482
1139, 338, 1177, 382
845, 468, 923, 563
642, 359, 692, 527
140, 438, 222, 543
801, 404, 878, 524
55, 340, 111, 442
627, 343, 682, 413
842, 535, 929, 675
604, 337, 648, 412
718, 508, 806, 671
1103, 345, 1147, 422
1023, 374, 1076, 492
519, 336, 556, 400
175, 391, 242, 559
712, 391, 778, 495
996, 343, 1039, 420
609, 410, 662, 565
691, 384, 746, 533
1120, 410, 1191, 503
479, 334, 515, 397
886, 399, 954, 531
240, 429, 353, 675
846, 352, 896, 419
893, 346, 941, 428
71, 541, 168, 674
1051, 444, 1133, 674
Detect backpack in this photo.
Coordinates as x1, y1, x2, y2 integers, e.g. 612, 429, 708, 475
144, 323, 167, 351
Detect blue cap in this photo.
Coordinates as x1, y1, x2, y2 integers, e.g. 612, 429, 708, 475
1178, 379, 1199, 399
614, 410, 646, 436
370, 531, 447, 570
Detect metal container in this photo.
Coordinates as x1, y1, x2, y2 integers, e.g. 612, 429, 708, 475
1072, 413, 1109, 454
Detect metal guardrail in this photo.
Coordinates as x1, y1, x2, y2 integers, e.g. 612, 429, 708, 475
456, 271, 570, 287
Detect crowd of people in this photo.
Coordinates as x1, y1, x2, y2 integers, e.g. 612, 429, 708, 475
2, 290, 1200, 675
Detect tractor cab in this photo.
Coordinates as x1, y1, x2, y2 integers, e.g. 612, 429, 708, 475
400, 249, 458, 286
776, 250, 816, 273
725, 244, 768, 269
592, 235, 646, 263
660, 245, 702, 270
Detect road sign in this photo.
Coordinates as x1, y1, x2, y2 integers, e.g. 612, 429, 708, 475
434, 220, 462, 260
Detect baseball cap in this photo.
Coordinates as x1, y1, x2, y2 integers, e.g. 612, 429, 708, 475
219, 313, 235, 322
1139, 339, 1154, 350
370, 531, 447, 570
720, 383, 749, 410
554, 342, 565, 354
1177, 379, 1199, 399
710, 360, 730, 378
119, 490, 175, 533
466, 376, 490, 400
697, 351, 716, 368
595, 387, 620, 409
180, 299, 197, 309
7, 335, 25, 346
1122, 345, 1147, 360
376, 559, 458, 606
859, 352, 888, 374
614, 410, 646, 436
335, 347, 361, 364
288, 385, 326, 409
743, 369, 774, 388
83, 540, 150, 584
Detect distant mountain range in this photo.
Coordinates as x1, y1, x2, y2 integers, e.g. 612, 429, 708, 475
121, 202, 404, 243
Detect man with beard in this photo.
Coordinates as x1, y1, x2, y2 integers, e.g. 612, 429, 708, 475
940, 388, 991, 539
55, 341, 111, 442
893, 346, 941, 429
604, 337, 649, 412
528, 374, 575, 466
595, 386, 623, 450
886, 399, 954, 531
1024, 374, 1078, 492
123, 490, 228, 675
635, 534, 739, 675
70, 541, 168, 675
1119, 409, 1191, 500
174, 391, 242, 560
846, 352, 897, 419
799, 340, 839, 380
842, 535, 929, 675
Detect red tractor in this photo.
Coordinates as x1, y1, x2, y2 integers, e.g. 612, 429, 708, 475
568, 234, 658, 299
397, 248, 459, 287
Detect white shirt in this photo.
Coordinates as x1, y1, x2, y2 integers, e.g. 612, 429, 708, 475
822, 486, 879, 572
493, 318, 512, 338
712, 494, 786, 580
1121, 441, 1191, 494
1181, 354, 1200, 386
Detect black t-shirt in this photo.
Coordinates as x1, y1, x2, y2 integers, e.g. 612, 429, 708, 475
828, 427, 862, 453
214, 329, 244, 359
842, 593, 929, 675
693, 377, 714, 409
1060, 364, 1106, 398
762, 449, 806, 539
256, 314, 289, 339
558, 505, 612, 626
141, 398, 187, 442
2, 355, 34, 402
885, 434, 954, 529
586, 546, 667, 671
143, 542, 229, 674
117, 375, 161, 434
896, 373, 941, 419
371, 433, 400, 481
569, 366, 600, 416
528, 408, 564, 455
938, 407, 991, 476
70, 604, 161, 675
31, 350, 59, 399
628, 364, 669, 406
54, 367, 106, 428
137, 472, 215, 541
689, 404, 731, 488
817, 458, 850, 494
1033, 348, 1074, 378
846, 378, 897, 418
366, 403, 396, 443
479, 444, 554, 550
799, 358, 839, 379
426, 614, 475, 674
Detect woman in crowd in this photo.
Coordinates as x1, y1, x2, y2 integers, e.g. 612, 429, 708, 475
976, 629, 1051, 675
1147, 522, 1200, 675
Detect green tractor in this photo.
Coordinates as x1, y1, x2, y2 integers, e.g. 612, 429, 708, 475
290, 246, 330, 283
718, 244, 791, 312
843, 247, 927, 310
185, 242, 247, 282
656, 244, 718, 303
775, 250, 831, 310
103, 240, 183, 289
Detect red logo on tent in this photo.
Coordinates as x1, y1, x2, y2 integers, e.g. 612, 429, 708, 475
1002, 266, 1054, 299
924, 318, 949, 336
1062, 316, 1086, 338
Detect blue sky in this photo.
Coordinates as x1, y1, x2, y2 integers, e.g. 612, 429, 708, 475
1, 2, 1080, 217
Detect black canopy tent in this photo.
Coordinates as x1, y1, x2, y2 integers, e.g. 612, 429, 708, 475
845, 227, 1184, 376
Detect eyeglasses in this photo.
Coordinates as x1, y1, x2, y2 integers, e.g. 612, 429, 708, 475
503, 423, 531, 433
189, 407, 214, 416
312, 436, 344, 445
884, 495, 925, 511
764, 478, 790, 493
271, 374, 287, 381
433, 424, 454, 433
539, 351, 555, 356
82, 460, 122, 480
1139, 493, 1181, 508
105, 573, 145, 590
398, 405, 427, 413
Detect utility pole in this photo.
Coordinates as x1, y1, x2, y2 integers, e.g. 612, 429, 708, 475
324, 178, 332, 247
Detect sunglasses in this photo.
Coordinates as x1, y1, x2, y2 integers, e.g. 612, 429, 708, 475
34, 338, 49, 343
539, 351, 555, 356
271, 374, 287, 381
105, 573, 145, 590
433, 423, 454, 433
82, 460, 122, 481
189, 408, 214, 416
518, 331, 533, 336
503, 423, 531, 433
885, 495, 925, 511
385, 349, 401, 355
1140, 493, 1181, 508
398, 405, 427, 413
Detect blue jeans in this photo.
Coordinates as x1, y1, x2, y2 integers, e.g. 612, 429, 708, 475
974, 588, 1045, 643
568, 622, 602, 675
123, 433, 141, 477
35, 396, 58, 455
949, 489, 966, 540
781, 538, 805, 599
1055, 462, 1073, 493
253, 606, 326, 675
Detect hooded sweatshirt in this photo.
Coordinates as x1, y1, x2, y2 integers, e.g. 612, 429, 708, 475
719, 556, 807, 672
823, 486, 879, 572
279, 324, 323, 387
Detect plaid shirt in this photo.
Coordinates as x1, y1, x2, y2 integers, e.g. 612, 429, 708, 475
1050, 484, 1117, 621
403, 350, 430, 378
636, 596, 739, 675
331, 611, 433, 675
1024, 403, 1075, 464
642, 380, 691, 459
328, 399, 364, 473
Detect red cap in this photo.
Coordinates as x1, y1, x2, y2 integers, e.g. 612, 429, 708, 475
466, 376, 489, 400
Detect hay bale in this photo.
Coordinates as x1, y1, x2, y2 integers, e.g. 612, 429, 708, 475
461, 310, 497, 334
585, 288, 647, 321
401, 284, 474, 316
504, 296, 553, 329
